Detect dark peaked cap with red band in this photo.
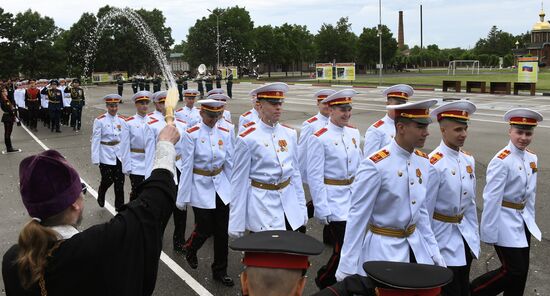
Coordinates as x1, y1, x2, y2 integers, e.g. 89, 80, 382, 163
363, 261, 453, 296
229, 230, 324, 270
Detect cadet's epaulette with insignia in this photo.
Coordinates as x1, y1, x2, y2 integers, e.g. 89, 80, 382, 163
176, 118, 186, 124
346, 124, 357, 129
370, 149, 390, 163
243, 121, 256, 128
118, 115, 126, 120
306, 116, 318, 124
497, 149, 511, 160
373, 120, 384, 128
460, 149, 472, 156
218, 126, 230, 133
430, 152, 444, 165
176, 107, 183, 112
96, 114, 106, 120
239, 127, 256, 138
147, 118, 159, 125
526, 148, 536, 155
414, 149, 429, 159
187, 126, 199, 133
125, 116, 135, 122
314, 127, 328, 137
281, 123, 294, 130
241, 111, 252, 117
147, 112, 154, 116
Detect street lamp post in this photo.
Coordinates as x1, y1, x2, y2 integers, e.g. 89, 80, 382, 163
207, 9, 224, 69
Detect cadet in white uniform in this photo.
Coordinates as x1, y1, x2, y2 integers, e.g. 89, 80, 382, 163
207, 88, 232, 123
208, 93, 235, 138
91, 94, 126, 211
238, 95, 260, 133
336, 99, 445, 281
427, 101, 480, 296
120, 91, 152, 201
175, 89, 200, 126
363, 84, 412, 158
176, 99, 235, 287
471, 108, 543, 296
143, 90, 189, 253
307, 89, 362, 289
229, 83, 307, 237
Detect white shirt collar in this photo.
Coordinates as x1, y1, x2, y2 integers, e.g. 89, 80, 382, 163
317, 112, 329, 122
328, 120, 344, 133
440, 140, 460, 158
508, 140, 525, 158
391, 138, 413, 158
382, 114, 395, 125
50, 225, 80, 240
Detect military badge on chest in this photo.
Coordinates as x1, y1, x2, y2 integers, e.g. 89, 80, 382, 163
278, 139, 288, 152
218, 139, 224, 149
352, 138, 357, 149
117, 124, 121, 131
416, 168, 422, 184
530, 162, 537, 173
466, 165, 474, 179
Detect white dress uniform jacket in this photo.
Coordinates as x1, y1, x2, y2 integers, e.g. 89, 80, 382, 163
336, 140, 442, 279
40, 88, 48, 108
120, 113, 149, 176
223, 109, 232, 123
176, 122, 234, 210
14, 88, 26, 109
298, 112, 329, 183
143, 111, 187, 180
480, 141, 541, 248
238, 108, 259, 133
363, 114, 395, 157
426, 142, 480, 266
91, 113, 125, 165
60, 86, 71, 107
307, 121, 362, 222
229, 120, 307, 233
175, 106, 200, 127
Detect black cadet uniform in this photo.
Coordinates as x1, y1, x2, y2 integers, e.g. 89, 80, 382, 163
215, 73, 222, 89
64, 80, 85, 131
1, 93, 19, 153
152, 77, 161, 92
41, 82, 63, 133
204, 75, 213, 92
117, 77, 124, 96
2, 169, 177, 296
226, 71, 233, 98
176, 76, 184, 101
131, 77, 138, 94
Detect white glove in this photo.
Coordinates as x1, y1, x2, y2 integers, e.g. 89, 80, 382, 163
432, 254, 446, 267
175, 202, 187, 211
228, 231, 244, 239
315, 216, 329, 225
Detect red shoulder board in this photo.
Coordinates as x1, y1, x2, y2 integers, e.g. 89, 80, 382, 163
118, 115, 126, 120
430, 152, 444, 165
176, 107, 183, 112
218, 126, 230, 133
346, 124, 357, 129
224, 118, 232, 124
369, 149, 390, 163
373, 120, 384, 128
242, 111, 252, 117
243, 121, 256, 128
239, 127, 256, 137
415, 149, 429, 159
187, 126, 199, 133
147, 112, 154, 116
176, 118, 186, 124
96, 114, 106, 120
281, 123, 294, 130
147, 118, 159, 125
314, 127, 328, 137
460, 149, 472, 156
125, 116, 135, 122
497, 149, 511, 160
306, 116, 318, 123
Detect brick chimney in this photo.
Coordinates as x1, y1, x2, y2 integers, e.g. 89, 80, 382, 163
398, 11, 404, 50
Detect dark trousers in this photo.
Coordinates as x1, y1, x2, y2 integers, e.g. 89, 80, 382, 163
185, 195, 229, 276
117, 86, 123, 96
18, 108, 28, 125
49, 105, 61, 131
70, 104, 83, 130
129, 174, 145, 201
205, 83, 213, 92
227, 83, 233, 98
443, 239, 474, 296
3, 120, 14, 150
177, 85, 183, 101
41, 107, 49, 127
62, 107, 71, 126
98, 159, 125, 210
132, 85, 138, 94
216, 81, 221, 88
173, 169, 187, 247
316, 221, 346, 289
471, 227, 531, 296
139, 84, 144, 91
183, 83, 188, 90
27, 103, 40, 130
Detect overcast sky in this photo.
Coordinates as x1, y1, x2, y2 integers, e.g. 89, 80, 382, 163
2, 0, 546, 49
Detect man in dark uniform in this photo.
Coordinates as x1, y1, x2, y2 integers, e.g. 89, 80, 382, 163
204, 72, 213, 92
226, 68, 233, 98
41, 80, 63, 133
196, 75, 204, 99
176, 74, 184, 102
116, 75, 124, 96
131, 76, 138, 94
138, 75, 145, 91
182, 71, 189, 90
25, 79, 41, 132
215, 70, 222, 89
144, 76, 151, 91
64, 78, 85, 132
152, 75, 162, 92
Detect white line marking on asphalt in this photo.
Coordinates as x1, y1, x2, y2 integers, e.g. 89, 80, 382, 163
20, 124, 213, 296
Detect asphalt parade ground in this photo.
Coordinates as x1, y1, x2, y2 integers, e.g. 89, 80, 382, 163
1, 82, 549, 295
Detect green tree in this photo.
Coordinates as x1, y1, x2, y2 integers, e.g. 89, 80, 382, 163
252, 25, 280, 77
0, 8, 17, 78
65, 12, 98, 77
356, 25, 397, 70
474, 25, 516, 56
315, 17, 357, 62
172, 40, 187, 53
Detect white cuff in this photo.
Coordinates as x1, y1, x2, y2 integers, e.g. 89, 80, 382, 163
152, 141, 176, 177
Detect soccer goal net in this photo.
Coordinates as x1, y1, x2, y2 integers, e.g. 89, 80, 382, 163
447, 60, 480, 75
